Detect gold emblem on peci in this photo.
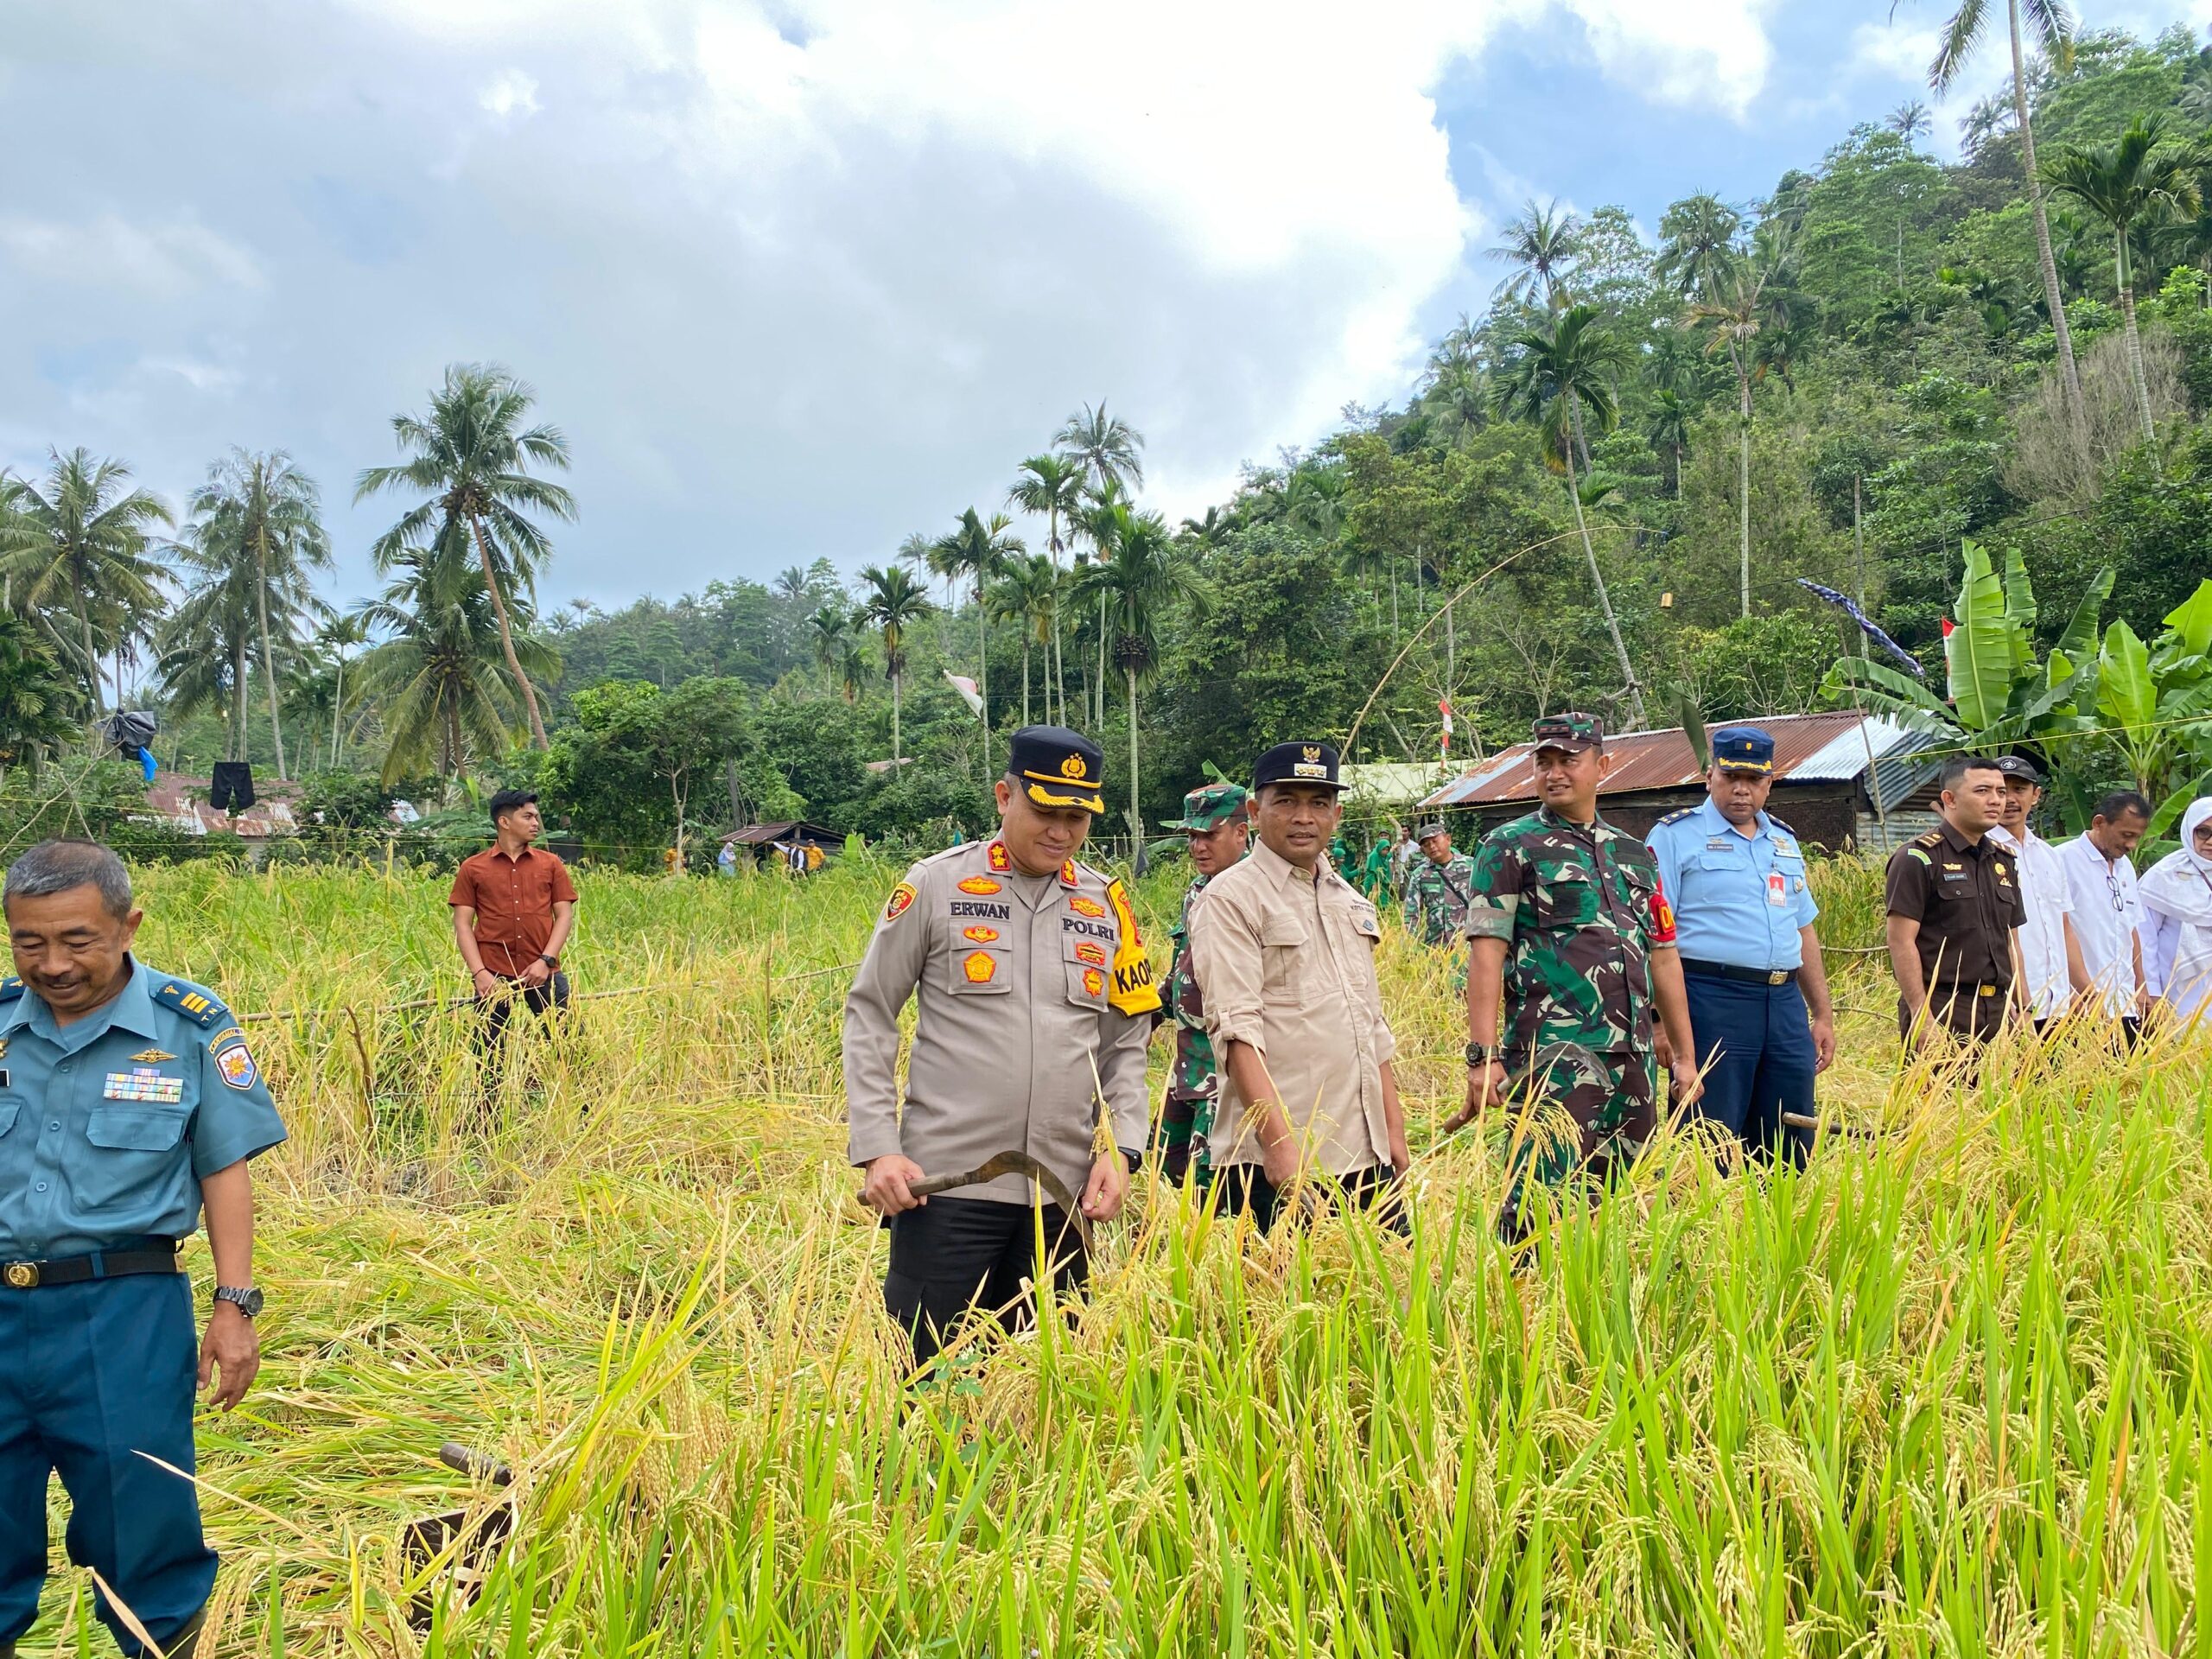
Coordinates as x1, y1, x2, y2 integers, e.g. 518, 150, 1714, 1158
1059, 753, 1086, 778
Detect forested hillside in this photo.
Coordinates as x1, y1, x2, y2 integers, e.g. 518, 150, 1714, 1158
8, 20, 2212, 853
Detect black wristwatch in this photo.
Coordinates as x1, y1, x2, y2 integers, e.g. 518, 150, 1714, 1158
539, 953, 561, 970
1464, 1041, 1497, 1067
1122, 1149, 1143, 1175
213, 1285, 264, 1319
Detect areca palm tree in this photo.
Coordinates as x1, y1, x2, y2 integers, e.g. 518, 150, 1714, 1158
356, 364, 574, 751
1643, 390, 1694, 498
990, 554, 1061, 725
1008, 453, 1085, 721
1072, 507, 1204, 836
354, 550, 559, 786
931, 508, 1025, 772
0, 448, 170, 715
1690, 230, 1802, 616
1496, 304, 1647, 729
807, 604, 855, 699
1929, 0, 2084, 425
2043, 114, 2204, 445
186, 449, 333, 778
857, 563, 932, 764
1287, 465, 1348, 541
1489, 198, 1581, 310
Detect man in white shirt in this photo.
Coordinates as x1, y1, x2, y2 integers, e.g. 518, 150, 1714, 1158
1988, 757, 2088, 1031
2057, 789, 2152, 1034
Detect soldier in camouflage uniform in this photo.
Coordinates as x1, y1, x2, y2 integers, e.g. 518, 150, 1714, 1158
1153, 782, 1251, 1183
1444, 713, 1702, 1242
1402, 817, 1477, 947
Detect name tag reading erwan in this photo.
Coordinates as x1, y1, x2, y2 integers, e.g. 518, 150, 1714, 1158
103, 1066, 186, 1104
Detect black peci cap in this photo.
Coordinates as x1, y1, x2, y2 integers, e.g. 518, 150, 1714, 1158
1008, 725, 1106, 814
1253, 741, 1347, 792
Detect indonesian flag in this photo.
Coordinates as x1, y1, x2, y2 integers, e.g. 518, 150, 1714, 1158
1439, 698, 1453, 760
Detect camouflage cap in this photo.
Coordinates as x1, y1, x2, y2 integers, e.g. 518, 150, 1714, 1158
1414, 818, 1449, 841
1162, 781, 1250, 831
1531, 710, 1603, 753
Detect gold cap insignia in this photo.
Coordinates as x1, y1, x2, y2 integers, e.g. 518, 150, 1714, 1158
1060, 753, 1087, 778
1302, 745, 1321, 763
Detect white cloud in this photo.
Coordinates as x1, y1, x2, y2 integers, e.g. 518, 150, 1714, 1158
0, 214, 262, 297
477, 68, 539, 121
0, 0, 1781, 599
1848, 20, 1937, 83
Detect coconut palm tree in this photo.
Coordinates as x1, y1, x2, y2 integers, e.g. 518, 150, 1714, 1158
1055, 402, 1146, 494
1008, 453, 1085, 721
1690, 229, 1802, 617
1489, 198, 1582, 310
1654, 192, 1743, 304
354, 550, 559, 786
0, 612, 79, 785
356, 364, 574, 751
1496, 304, 1647, 729
186, 449, 333, 779
1889, 99, 1934, 146
990, 554, 1061, 725
930, 508, 1025, 772
2043, 113, 2204, 446
0, 448, 170, 715
1072, 507, 1205, 837
1287, 465, 1348, 541
857, 563, 932, 764
153, 516, 264, 766
1929, 0, 2084, 425
318, 613, 372, 769
1643, 390, 1694, 499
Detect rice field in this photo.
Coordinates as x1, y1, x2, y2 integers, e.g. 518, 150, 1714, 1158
24, 851, 2212, 1656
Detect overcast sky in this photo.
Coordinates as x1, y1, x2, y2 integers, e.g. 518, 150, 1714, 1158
2, 0, 2204, 609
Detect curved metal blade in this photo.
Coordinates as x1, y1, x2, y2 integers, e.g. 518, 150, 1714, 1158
904, 1149, 1092, 1251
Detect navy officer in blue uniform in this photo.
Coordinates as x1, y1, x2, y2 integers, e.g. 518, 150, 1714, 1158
1645, 727, 1836, 1164
0, 841, 285, 1659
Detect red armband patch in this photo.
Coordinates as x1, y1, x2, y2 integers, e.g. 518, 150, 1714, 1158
1648, 879, 1677, 944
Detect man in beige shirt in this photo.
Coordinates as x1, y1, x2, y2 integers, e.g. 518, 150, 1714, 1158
1189, 741, 1410, 1230
843, 725, 1160, 1370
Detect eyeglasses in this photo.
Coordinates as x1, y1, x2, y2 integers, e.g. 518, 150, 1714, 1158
2102, 861, 2130, 913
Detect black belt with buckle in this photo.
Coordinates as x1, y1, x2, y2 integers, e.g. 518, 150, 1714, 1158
1681, 958, 1798, 987
0, 1237, 180, 1290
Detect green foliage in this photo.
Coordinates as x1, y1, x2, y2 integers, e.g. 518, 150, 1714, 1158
0, 611, 80, 777
543, 677, 753, 862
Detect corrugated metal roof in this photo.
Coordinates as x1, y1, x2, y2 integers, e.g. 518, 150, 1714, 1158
1417, 712, 1929, 810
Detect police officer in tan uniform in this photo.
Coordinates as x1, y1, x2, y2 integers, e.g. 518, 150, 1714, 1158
844, 726, 1160, 1368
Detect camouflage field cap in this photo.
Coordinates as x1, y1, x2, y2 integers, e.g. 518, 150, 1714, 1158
1531, 710, 1604, 753
1414, 817, 1449, 841
1162, 781, 1250, 831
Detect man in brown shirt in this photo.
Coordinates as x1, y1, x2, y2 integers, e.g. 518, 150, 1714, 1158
1189, 741, 1409, 1230
450, 790, 578, 1070
1884, 756, 2026, 1047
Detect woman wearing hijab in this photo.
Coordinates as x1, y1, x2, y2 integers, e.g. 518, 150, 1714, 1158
2140, 799, 2212, 1022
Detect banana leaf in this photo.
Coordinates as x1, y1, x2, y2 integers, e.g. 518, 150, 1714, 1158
1826, 658, 1961, 735
2054, 568, 2115, 661
2164, 578, 2212, 657
2000, 544, 2037, 678
1677, 688, 1709, 772
2096, 620, 2157, 736
1947, 540, 2012, 730
2148, 762, 2212, 840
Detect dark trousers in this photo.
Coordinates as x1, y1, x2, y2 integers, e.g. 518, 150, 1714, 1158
1208, 1163, 1404, 1233
474, 971, 569, 1097
0, 1274, 212, 1656
883, 1197, 1090, 1370
1681, 971, 1817, 1166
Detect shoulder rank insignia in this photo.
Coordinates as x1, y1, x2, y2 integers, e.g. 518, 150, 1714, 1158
1657, 807, 1698, 826
883, 882, 918, 922
1058, 860, 1078, 888
156, 979, 231, 1028
129, 1048, 178, 1064
0, 978, 22, 1004
986, 841, 1013, 873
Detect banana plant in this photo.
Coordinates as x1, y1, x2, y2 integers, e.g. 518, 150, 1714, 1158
1825, 539, 2109, 758
2058, 578, 2212, 840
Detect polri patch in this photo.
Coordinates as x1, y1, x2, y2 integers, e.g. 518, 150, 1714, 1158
104, 1067, 185, 1104
1082, 967, 1105, 998
962, 951, 998, 984
957, 876, 1002, 895
962, 925, 1000, 944
1068, 895, 1107, 918
214, 1043, 259, 1091
1074, 941, 1107, 967
883, 882, 918, 923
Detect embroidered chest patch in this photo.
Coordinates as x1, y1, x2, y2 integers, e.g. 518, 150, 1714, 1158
103, 1066, 185, 1104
